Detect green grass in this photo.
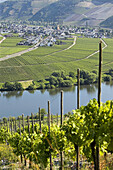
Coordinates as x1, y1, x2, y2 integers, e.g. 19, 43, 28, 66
0, 37, 3, 41
0, 37, 113, 83
0, 37, 29, 58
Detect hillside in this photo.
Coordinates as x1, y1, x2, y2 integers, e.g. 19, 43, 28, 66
30, 0, 113, 27
1, 0, 113, 27
0, 0, 58, 21
100, 15, 113, 28
30, 0, 81, 22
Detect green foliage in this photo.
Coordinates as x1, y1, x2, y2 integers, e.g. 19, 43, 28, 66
63, 99, 113, 166
27, 84, 35, 90
69, 72, 75, 78
3, 117, 7, 123
61, 80, 72, 87
40, 108, 47, 120
0, 98, 113, 168
109, 69, 113, 77
3, 82, 23, 91
0, 37, 29, 58
0, 37, 100, 83
80, 69, 97, 85
0, 144, 18, 165
103, 75, 111, 81
51, 71, 61, 77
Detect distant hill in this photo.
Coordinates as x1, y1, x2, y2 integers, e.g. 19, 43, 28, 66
30, 0, 113, 27
0, 0, 58, 21
30, 0, 81, 22
100, 15, 113, 28
1, 0, 113, 28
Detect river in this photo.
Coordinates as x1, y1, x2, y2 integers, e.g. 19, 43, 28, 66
0, 81, 113, 118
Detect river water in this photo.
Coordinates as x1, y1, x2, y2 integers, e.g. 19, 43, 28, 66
0, 82, 113, 118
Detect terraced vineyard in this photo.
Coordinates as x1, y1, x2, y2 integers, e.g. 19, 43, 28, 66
0, 37, 3, 41
0, 37, 113, 83
0, 37, 29, 58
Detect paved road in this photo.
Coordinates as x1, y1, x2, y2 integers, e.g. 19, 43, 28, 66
0, 36, 107, 67
76, 38, 107, 61
0, 41, 40, 61
0, 35, 6, 44
0, 36, 76, 61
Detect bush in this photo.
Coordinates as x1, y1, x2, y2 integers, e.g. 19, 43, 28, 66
40, 108, 47, 120
61, 80, 72, 87
103, 75, 111, 81
51, 71, 61, 77
51, 85, 55, 89
49, 76, 58, 85
80, 70, 90, 79
109, 69, 113, 77
69, 72, 75, 78
14, 82, 23, 90
0, 144, 18, 165
46, 84, 51, 89
3, 82, 23, 91
92, 70, 97, 75
27, 84, 35, 90
39, 83, 45, 89
80, 78, 84, 85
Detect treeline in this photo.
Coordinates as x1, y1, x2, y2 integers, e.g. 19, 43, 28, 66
0, 69, 113, 91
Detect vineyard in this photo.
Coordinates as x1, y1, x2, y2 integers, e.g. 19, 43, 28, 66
0, 37, 101, 82
0, 98, 113, 169
0, 37, 29, 58
0, 36, 113, 83
0, 45, 113, 169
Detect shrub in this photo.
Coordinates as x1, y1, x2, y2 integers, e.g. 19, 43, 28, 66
49, 76, 58, 85
69, 72, 75, 78
39, 83, 45, 89
80, 78, 84, 85
51, 71, 61, 77
27, 84, 35, 90
103, 75, 111, 81
51, 85, 55, 89
46, 84, 51, 89
61, 80, 72, 87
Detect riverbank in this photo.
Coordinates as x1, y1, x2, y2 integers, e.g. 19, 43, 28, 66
0, 69, 112, 92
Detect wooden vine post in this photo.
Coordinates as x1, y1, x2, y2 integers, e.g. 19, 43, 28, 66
27, 116, 30, 168
11, 118, 13, 135
7, 118, 9, 133
19, 117, 23, 164
48, 101, 52, 170
22, 114, 26, 166
76, 68, 80, 170
97, 41, 102, 170
57, 113, 58, 125
31, 113, 34, 133
39, 107, 42, 132
15, 118, 17, 132
60, 90, 64, 170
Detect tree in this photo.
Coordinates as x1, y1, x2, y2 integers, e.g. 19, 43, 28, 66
40, 108, 47, 120
69, 72, 75, 78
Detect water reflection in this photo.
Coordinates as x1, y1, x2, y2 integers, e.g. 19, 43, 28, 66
0, 82, 113, 118
80, 84, 98, 93
3, 91, 23, 98
27, 90, 35, 94
47, 86, 75, 96
1, 82, 112, 99
104, 81, 113, 87
40, 89, 46, 94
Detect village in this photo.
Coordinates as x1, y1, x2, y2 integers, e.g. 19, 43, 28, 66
0, 22, 113, 47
